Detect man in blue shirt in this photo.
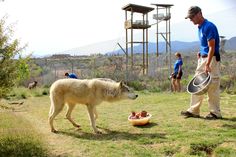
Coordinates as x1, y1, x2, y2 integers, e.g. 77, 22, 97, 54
181, 6, 222, 119
65, 72, 78, 79
171, 52, 183, 92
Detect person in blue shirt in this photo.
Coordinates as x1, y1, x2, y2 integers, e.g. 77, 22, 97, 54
171, 52, 183, 92
181, 6, 222, 120
65, 72, 78, 79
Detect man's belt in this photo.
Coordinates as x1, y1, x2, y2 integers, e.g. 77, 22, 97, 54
201, 54, 208, 58
199, 53, 221, 61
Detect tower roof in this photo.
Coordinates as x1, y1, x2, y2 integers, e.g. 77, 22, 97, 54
122, 3, 154, 14
151, 4, 174, 8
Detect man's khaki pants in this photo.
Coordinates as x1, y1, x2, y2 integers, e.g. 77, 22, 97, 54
187, 56, 222, 117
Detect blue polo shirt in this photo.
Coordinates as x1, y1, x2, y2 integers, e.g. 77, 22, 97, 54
198, 19, 220, 59
174, 58, 183, 74
68, 73, 78, 79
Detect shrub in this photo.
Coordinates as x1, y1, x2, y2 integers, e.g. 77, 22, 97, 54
20, 93, 27, 99
42, 89, 49, 95
0, 16, 29, 99
127, 80, 146, 91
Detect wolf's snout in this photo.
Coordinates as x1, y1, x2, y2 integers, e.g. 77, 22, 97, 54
133, 94, 138, 99
128, 93, 138, 99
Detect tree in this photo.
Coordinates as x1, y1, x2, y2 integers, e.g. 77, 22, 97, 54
0, 16, 29, 98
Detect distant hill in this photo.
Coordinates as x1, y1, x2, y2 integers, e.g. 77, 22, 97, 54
106, 41, 199, 55
52, 36, 236, 58
225, 37, 236, 50
106, 37, 236, 55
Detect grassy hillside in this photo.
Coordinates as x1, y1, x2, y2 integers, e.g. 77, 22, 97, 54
1, 92, 236, 156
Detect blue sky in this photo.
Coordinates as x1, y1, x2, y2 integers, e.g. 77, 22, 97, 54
0, 0, 236, 56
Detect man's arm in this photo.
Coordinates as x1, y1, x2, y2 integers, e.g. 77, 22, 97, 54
205, 39, 215, 73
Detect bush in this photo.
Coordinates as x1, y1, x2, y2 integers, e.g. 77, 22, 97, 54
20, 93, 27, 99
127, 80, 146, 91
220, 75, 236, 94
149, 86, 161, 93
42, 89, 49, 95
0, 16, 29, 98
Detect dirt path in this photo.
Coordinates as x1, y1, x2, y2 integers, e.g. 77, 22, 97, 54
15, 97, 85, 157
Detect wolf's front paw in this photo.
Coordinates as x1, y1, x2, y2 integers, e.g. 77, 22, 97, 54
94, 129, 102, 134
51, 128, 58, 133
73, 124, 81, 128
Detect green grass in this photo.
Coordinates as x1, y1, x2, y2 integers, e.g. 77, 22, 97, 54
1, 91, 236, 156
6, 87, 49, 100
0, 112, 49, 157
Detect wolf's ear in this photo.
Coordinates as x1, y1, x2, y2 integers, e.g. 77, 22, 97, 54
119, 80, 124, 87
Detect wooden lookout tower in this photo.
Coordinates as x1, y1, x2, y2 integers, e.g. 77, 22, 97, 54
152, 4, 173, 90
122, 4, 154, 75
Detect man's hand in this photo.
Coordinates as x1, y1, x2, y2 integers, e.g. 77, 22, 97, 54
205, 64, 211, 73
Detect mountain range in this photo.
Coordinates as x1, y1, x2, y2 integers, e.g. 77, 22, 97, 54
106, 37, 236, 55
56, 36, 236, 57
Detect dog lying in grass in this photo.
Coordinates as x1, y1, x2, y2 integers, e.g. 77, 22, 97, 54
48, 78, 138, 134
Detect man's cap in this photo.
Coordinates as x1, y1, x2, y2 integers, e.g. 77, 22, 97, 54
185, 6, 201, 19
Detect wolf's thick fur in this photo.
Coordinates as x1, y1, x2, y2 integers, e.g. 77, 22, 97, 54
49, 78, 138, 133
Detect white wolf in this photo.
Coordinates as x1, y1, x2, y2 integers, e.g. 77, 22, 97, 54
49, 78, 138, 134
